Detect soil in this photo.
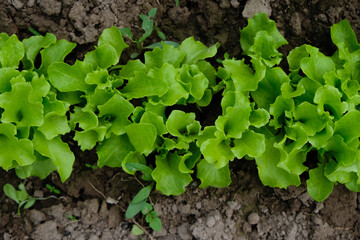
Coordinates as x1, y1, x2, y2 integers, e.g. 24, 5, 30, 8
1, 0, 360, 239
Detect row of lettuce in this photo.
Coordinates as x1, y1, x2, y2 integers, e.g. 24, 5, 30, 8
1, 13, 360, 201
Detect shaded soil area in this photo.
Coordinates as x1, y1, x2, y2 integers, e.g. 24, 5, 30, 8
1, 0, 360, 239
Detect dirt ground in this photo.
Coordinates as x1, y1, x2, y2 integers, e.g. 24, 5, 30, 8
1, 0, 360, 239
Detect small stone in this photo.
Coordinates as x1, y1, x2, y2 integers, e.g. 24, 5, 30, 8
172, 204, 178, 213
31, 221, 62, 240
206, 216, 216, 228
29, 209, 46, 225
290, 12, 302, 36
179, 204, 191, 215
243, 221, 252, 233
312, 215, 323, 225
33, 190, 44, 198
11, 0, 23, 9
38, 0, 62, 16
3, 233, 11, 240
177, 223, 192, 240
154, 227, 167, 237
108, 205, 121, 228
195, 202, 202, 209
88, 235, 100, 240
220, 0, 230, 8
27, 0, 35, 7
230, 0, 240, 8
227, 201, 240, 210
242, 0, 272, 18
248, 212, 260, 225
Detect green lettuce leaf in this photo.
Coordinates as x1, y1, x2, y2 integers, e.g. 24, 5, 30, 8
231, 130, 265, 159
98, 26, 128, 58
22, 33, 57, 70
307, 163, 334, 202
254, 137, 301, 188
240, 12, 287, 54
48, 60, 94, 92
37, 39, 77, 76
0, 81, 43, 127
32, 130, 75, 182
98, 93, 134, 137
178, 37, 219, 65
197, 160, 231, 188
0, 123, 35, 170
152, 152, 192, 196
125, 123, 157, 155
97, 134, 134, 168
0, 34, 24, 68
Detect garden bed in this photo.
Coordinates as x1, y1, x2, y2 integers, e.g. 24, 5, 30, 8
1, 0, 360, 239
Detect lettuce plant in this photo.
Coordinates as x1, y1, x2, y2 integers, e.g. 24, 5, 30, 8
2, 12, 360, 214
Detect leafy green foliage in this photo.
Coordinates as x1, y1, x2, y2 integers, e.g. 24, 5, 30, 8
3, 183, 36, 215
3, 13, 360, 227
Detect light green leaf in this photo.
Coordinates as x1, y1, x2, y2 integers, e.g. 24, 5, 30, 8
84, 44, 118, 69
0, 68, 20, 93
125, 123, 157, 155
85, 69, 112, 89
0, 34, 24, 68
74, 127, 107, 151
240, 12, 287, 54
166, 110, 200, 140
308, 123, 334, 149
307, 163, 334, 201
122, 152, 147, 175
314, 85, 347, 120
131, 225, 144, 235
179, 64, 209, 100
287, 45, 308, 72
269, 95, 294, 129
98, 26, 128, 58
222, 58, 266, 92
325, 134, 358, 166
98, 93, 134, 137
197, 160, 231, 188
148, 64, 188, 105
121, 71, 168, 99
232, 130, 265, 159
37, 39, 77, 76
0, 123, 35, 170
152, 152, 192, 196
248, 31, 284, 66
200, 137, 234, 169
140, 111, 167, 135
22, 33, 57, 70
325, 158, 359, 184
97, 134, 134, 168
254, 137, 301, 188
331, 19, 359, 53
15, 152, 56, 180
38, 113, 70, 140
293, 102, 329, 136
334, 110, 360, 143
118, 60, 147, 79
0, 82, 43, 127
249, 108, 270, 128
145, 43, 185, 68
215, 106, 251, 139
146, 211, 162, 231
33, 130, 75, 182
69, 107, 98, 131
300, 45, 335, 84
48, 61, 94, 92
178, 36, 219, 64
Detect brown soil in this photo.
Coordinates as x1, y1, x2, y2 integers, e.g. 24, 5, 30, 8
1, 0, 360, 239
